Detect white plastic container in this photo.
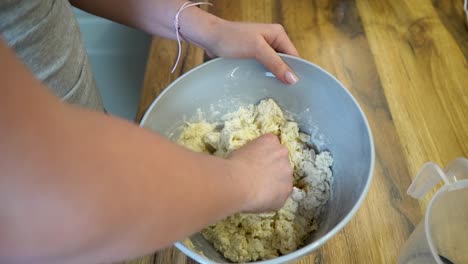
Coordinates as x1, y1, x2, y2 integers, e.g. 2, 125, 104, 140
398, 157, 468, 264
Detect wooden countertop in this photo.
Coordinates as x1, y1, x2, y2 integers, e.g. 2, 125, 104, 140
126, 1, 468, 263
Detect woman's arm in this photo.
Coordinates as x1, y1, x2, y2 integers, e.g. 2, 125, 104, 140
0, 40, 292, 264
70, 0, 300, 84
70, 0, 211, 43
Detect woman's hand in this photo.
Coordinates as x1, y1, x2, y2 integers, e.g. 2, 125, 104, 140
201, 20, 300, 85
228, 134, 293, 213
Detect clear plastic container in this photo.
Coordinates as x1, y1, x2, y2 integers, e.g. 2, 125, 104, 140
398, 157, 468, 264
465, 0, 468, 27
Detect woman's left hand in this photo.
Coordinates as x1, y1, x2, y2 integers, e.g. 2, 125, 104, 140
201, 20, 300, 85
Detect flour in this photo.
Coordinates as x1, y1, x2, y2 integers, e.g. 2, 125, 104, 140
177, 99, 334, 262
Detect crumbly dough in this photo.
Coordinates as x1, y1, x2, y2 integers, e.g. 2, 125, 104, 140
177, 99, 333, 262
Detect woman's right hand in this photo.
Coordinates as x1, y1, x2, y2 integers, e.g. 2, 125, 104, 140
228, 133, 293, 213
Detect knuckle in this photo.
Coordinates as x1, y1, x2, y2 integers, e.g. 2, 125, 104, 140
283, 185, 293, 197
272, 59, 288, 73
279, 145, 290, 156
273, 23, 285, 33
286, 163, 293, 175
254, 36, 266, 52
272, 58, 284, 68
263, 133, 277, 141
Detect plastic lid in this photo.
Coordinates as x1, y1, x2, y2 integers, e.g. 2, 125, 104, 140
407, 158, 468, 200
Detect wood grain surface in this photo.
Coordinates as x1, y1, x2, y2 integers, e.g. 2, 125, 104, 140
129, 0, 467, 263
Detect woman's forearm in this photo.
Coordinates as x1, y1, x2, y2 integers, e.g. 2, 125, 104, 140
0, 39, 248, 264
70, 0, 221, 50
3, 107, 246, 264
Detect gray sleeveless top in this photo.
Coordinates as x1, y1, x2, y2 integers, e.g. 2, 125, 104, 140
0, 0, 104, 111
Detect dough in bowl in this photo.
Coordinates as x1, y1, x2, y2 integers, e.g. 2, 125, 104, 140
178, 99, 333, 262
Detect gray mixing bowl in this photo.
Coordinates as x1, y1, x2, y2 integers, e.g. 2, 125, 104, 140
140, 54, 375, 263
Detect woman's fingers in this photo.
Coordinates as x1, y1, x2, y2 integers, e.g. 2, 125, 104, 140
266, 24, 300, 57
255, 39, 299, 85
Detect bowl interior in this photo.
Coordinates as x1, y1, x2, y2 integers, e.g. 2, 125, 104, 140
140, 55, 374, 263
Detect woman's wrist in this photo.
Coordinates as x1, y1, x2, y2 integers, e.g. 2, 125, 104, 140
177, 2, 225, 52
203, 154, 254, 215
189, 152, 252, 217
224, 158, 257, 213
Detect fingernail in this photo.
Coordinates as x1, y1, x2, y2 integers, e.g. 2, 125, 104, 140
285, 71, 299, 85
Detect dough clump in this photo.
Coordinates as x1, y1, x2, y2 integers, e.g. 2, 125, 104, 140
178, 99, 333, 262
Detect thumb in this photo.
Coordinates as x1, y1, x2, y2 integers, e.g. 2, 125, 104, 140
255, 40, 299, 85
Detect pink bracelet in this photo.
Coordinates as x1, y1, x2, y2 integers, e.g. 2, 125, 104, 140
172, 1, 213, 73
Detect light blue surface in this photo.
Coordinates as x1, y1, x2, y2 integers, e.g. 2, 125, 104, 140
74, 8, 151, 120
